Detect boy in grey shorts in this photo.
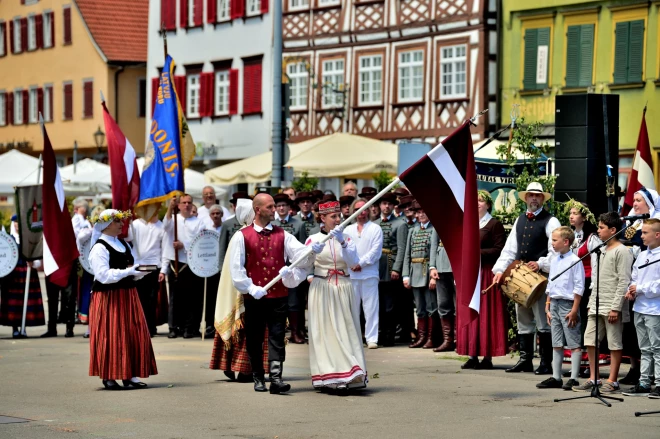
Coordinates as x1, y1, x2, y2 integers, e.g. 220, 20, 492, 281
537, 226, 585, 390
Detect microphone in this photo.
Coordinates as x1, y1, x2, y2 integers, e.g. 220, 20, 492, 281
621, 213, 650, 221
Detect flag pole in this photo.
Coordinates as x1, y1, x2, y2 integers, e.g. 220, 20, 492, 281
263, 177, 401, 291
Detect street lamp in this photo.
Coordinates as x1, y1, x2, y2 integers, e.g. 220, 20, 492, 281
94, 126, 105, 152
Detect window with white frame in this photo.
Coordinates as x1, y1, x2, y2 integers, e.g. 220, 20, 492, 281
187, 73, 201, 117
322, 59, 344, 108
217, 0, 230, 21
398, 50, 424, 102
358, 55, 382, 105
287, 62, 308, 109
289, 0, 309, 10
43, 85, 52, 122
29, 87, 38, 123
13, 18, 22, 53
43, 11, 52, 48
318, 0, 340, 5
440, 45, 467, 99
188, 0, 196, 27
246, 0, 261, 16
14, 89, 23, 125
0, 92, 6, 126
27, 15, 36, 50
215, 70, 230, 116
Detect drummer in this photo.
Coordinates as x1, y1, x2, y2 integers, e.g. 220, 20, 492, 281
492, 182, 561, 375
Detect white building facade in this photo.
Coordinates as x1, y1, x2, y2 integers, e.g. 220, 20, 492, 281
146, 0, 274, 170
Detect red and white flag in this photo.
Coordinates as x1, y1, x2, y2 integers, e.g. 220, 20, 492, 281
102, 98, 139, 235
623, 108, 655, 215
400, 121, 481, 328
41, 120, 79, 287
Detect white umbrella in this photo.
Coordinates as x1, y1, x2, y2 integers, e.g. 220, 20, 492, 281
59, 158, 112, 194
0, 150, 43, 193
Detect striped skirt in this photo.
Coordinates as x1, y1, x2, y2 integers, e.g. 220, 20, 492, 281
0, 262, 45, 327
88, 287, 158, 380
210, 325, 269, 374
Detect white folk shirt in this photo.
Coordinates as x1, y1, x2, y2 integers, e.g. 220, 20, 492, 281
198, 204, 231, 229
162, 213, 206, 266
128, 219, 168, 273
207, 223, 223, 234
631, 246, 660, 315
72, 213, 91, 237
89, 235, 144, 284
344, 221, 383, 280
229, 222, 311, 296
546, 251, 585, 300
492, 208, 561, 275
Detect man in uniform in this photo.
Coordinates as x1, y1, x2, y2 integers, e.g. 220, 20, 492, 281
393, 188, 410, 218
374, 192, 409, 346
493, 182, 560, 374
396, 195, 418, 343
296, 192, 316, 238
339, 196, 355, 221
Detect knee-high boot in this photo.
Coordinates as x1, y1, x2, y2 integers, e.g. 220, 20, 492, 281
534, 332, 553, 375
506, 334, 534, 373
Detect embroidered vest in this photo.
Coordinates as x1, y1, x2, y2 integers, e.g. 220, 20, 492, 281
92, 239, 135, 292
515, 210, 552, 263
241, 225, 288, 299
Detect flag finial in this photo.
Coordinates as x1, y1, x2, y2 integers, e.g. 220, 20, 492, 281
100, 90, 106, 103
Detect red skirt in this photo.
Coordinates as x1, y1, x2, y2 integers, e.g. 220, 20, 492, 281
89, 287, 158, 380
456, 267, 508, 357
209, 324, 269, 374
0, 262, 45, 327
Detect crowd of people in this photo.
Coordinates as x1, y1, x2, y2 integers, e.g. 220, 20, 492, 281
1, 181, 660, 399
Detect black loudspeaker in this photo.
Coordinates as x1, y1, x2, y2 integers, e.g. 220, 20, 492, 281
554, 94, 619, 217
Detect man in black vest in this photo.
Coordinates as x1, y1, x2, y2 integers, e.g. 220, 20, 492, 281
493, 182, 561, 374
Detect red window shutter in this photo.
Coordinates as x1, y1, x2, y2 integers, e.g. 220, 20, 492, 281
64, 83, 73, 120
37, 87, 44, 118
50, 12, 55, 47
63, 7, 72, 44
47, 86, 53, 121
180, 0, 189, 28
151, 77, 160, 116
229, 69, 238, 115
261, 0, 269, 14
243, 61, 262, 114
199, 72, 215, 117
7, 92, 13, 125
161, 0, 176, 31
22, 90, 28, 125
9, 21, 15, 54
83, 81, 93, 118
35, 14, 43, 49
194, 0, 203, 26
231, 0, 245, 19
20, 18, 27, 52
207, 0, 217, 23
207, 72, 215, 116
174, 75, 187, 115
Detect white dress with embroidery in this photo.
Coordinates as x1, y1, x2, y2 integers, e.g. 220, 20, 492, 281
304, 232, 367, 389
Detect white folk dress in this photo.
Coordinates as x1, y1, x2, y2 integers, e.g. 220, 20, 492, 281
305, 232, 367, 389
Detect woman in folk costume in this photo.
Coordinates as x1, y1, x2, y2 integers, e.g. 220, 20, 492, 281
457, 191, 507, 369
303, 200, 367, 392
210, 199, 270, 382
0, 216, 45, 338
88, 210, 157, 390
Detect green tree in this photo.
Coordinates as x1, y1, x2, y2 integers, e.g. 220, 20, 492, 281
292, 171, 319, 193
372, 170, 397, 192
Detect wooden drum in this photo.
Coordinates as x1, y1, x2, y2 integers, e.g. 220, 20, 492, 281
499, 260, 548, 308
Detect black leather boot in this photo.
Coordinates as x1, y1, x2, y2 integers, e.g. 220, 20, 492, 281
64, 322, 75, 338
506, 334, 534, 373
253, 372, 267, 392
535, 332, 553, 375
41, 322, 57, 338
268, 361, 291, 394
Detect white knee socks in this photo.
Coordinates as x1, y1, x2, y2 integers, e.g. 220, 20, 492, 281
571, 350, 581, 380
553, 350, 563, 381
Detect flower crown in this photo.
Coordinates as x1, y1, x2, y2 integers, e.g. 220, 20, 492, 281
563, 197, 596, 225
477, 189, 493, 205
88, 210, 132, 225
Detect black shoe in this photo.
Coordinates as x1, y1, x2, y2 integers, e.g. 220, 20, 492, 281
535, 332, 553, 375
537, 377, 563, 389
122, 380, 148, 389
167, 329, 178, 339
268, 361, 291, 394
562, 370, 571, 378
461, 358, 479, 369
507, 334, 534, 373
580, 367, 591, 379
253, 373, 268, 392
622, 383, 651, 397
183, 330, 201, 339
619, 367, 640, 385
41, 329, 57, 338
237, 373, 252, 383
224, 371, 236, 381
563, 379, 579, 390
102, 380, 123, 390
478, 358, 494, 370
336, 384, 349, 396
205, 329, 216, 339
83, 332, 90, 339
649, 388, 660, 399
506, 359, 533, 373
534, 365, 553, 375
64, 328, 74, 338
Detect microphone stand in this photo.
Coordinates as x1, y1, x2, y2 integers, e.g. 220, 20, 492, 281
553, 222, 636, 407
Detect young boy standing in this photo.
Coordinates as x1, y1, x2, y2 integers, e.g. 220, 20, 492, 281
537, 227, 585, 390
623, 219, 660, 398
573, 213, 633, 393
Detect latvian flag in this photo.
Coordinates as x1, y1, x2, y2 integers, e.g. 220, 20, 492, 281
41, 119, 79, 287
623, 108, 655, 215
400, 121, 481, 328
102, 99, 139, 237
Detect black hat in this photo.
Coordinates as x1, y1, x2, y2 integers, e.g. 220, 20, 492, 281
379, 192, 399, 206
322, 193, 337, 202
393, 187, 410, 197
359, 186, 377, 199
311, 190, 324, 202
398, 195, 415, 209
230, 191, 251, 205
339, 195, 355, 207
295, 191, 313, 203
273, 193, 292, 206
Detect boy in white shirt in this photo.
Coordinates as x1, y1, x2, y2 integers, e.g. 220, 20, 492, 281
537, 226, 585, 390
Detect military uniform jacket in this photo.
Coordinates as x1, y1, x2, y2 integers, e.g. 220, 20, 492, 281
273, 215, 306, 244
299, 212, 316, 239
402, 223, 434, 287
218, 216, 243, 268
374, 214, 409, 281
430, 228, 452, 274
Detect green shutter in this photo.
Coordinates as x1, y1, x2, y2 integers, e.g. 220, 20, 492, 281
523, 28, 538, 90
614, 21, 629, 84
578, 24, 594, 87
537, 27, 550, 89
565, 25, 581, 87
628, 19, 644, 83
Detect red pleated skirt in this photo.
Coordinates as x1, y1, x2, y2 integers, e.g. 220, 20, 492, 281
89, 287, 158, 380
456, 267, 508, 357
209, 325, 269, 374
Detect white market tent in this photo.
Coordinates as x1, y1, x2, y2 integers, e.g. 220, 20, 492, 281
204, 133, 397, 185
60, 158, 112, 194
0, 150, 43, 194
